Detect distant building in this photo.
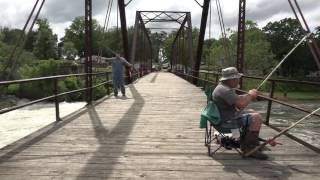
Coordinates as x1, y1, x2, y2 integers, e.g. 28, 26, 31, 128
79, 55, 111, 66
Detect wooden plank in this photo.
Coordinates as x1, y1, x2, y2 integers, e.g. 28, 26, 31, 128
0, 72, 319, 179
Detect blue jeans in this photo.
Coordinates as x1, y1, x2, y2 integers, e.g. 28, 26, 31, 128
113, 78, 125, 96
239, 113, 253, 127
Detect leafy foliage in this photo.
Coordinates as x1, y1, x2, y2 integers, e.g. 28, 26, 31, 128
33, 19, 58, 59
206, 21, 276, 75
62, 41, 78, 60
263, 18, 317, 78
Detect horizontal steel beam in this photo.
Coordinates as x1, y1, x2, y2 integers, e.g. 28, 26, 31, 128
138, 10, 189, 13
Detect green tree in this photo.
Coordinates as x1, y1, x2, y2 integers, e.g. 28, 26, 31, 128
33, 19, 58, 59
0, 27, 37, 52
64, 16, 102, 57
263, 18, 315, 78
98, 27, 122, 57
230, 21, 275, 75
62, 41, 78, 60
0, 40, 36, 80
242, 21, 275, 75
207, 38, 232, 70
1, 28, 22, 45
210, 20, 275, 75
150, 31, 168, 63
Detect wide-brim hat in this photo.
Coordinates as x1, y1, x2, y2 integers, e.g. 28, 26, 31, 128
219, 67, 243, 81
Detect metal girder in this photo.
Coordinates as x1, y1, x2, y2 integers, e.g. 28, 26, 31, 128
288, 0, 320, 70
118, 0, 131, 82
131, 11, 191, 74
130, 11, 154, 72
186, 12, 194, 73
85, 0, 93, 104
139, 11, 187, 25
118, 0, 130, 61
130, 12, 140, 65
170, 12, 193, 73
171, 16, 189, 69
137, 13, 153, 70
194, 0, 211, 84
236, 0, 246, 74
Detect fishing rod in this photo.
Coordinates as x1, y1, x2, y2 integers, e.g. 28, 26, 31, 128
106, 47, 117, 56
256, 31, 313, 90
244, 107, 320, 157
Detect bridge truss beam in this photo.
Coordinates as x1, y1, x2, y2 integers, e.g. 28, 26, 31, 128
194, 0, 211, 85
287, 0, 320, 70
118, 0, 130, 61
236, 0, 246, 75
85, 0, 93, 104
131, 11, 193, 76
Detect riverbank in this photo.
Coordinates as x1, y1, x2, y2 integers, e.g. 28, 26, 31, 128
0, 95, 19, 110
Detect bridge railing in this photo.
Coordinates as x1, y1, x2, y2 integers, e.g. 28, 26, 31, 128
176, 70, 320, 121
175, 70, 320, 151
0, 71, 140, 121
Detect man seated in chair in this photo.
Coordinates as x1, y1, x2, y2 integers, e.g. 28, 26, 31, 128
212, 67, 268, 160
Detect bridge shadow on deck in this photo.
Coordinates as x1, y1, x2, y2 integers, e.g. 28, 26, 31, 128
76, 84, 144, 179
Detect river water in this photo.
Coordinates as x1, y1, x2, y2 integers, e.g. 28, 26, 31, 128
0, 100, 86, 149
0, 99, 319, 149
248, 100, 320, 147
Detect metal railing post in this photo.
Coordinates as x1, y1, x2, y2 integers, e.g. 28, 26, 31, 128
54, 78, 61, 122
265, 81, 275, 125
106, 72, 110, 95
215, 75, 219, 84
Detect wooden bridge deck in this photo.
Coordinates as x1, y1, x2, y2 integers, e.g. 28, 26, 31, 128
0, 72, 319, 179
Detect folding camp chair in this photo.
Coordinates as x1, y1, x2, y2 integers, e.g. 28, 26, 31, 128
200, 88, 243, 156
204, 120, 243, 156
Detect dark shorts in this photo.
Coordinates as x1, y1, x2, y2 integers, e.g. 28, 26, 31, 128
239, 113, 253, 127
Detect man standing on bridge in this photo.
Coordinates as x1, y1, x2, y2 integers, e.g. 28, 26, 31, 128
106, 53, 132, 97
212, 67, 268, 160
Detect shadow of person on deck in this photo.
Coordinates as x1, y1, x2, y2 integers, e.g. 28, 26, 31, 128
211, 152, 294, 179
76, 84, 145, 179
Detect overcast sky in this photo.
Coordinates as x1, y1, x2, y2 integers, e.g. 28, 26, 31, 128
0, 0, 319, 39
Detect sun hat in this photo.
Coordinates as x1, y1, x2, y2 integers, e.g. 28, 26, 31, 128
219, 67, 243, 81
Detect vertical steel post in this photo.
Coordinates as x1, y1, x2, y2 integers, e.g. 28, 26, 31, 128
85, 0, 93, 104
182, 29, 185, 72
118, 0, 131, 82
194, 0, 211, 85
186, 12, 193, 75
265, 81, 275, 125
118, 0, 129, 60
130, 12, 139, 67
236, 0, 246, 89
54, 78, 61, 122
215, 75, 219, 84
106, 72, 110, 95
